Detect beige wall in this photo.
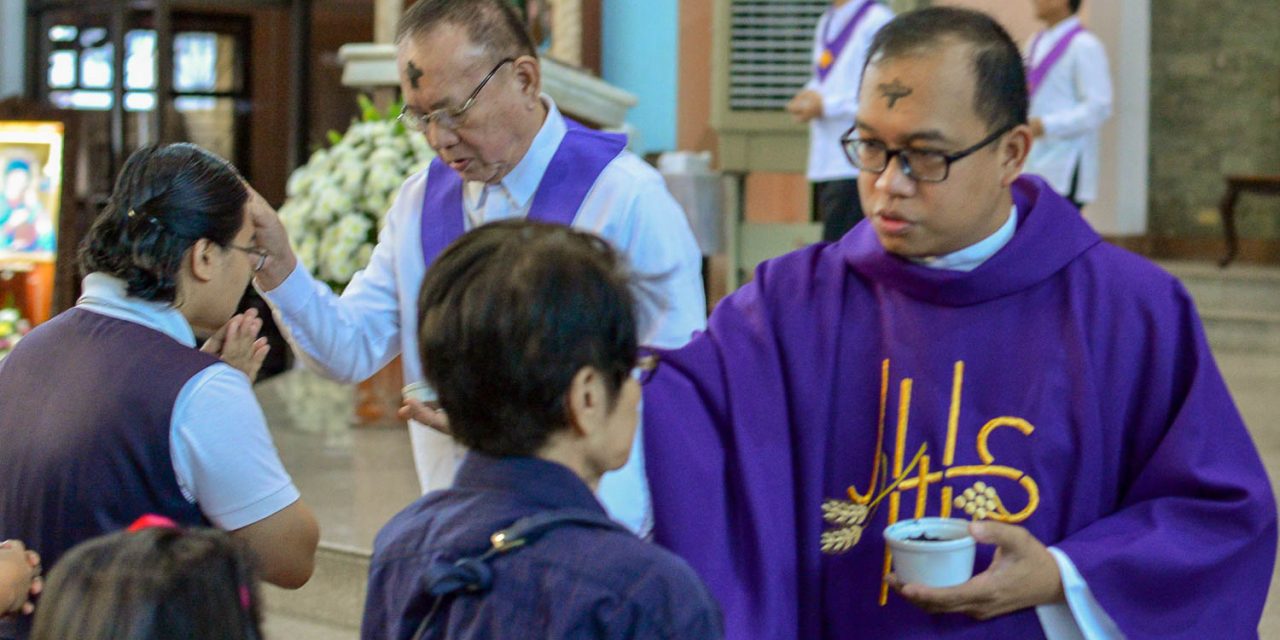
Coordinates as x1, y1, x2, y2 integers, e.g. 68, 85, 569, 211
677, 0, 715, 154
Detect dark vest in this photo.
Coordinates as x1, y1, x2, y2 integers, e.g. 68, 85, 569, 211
0, 308, 217, 577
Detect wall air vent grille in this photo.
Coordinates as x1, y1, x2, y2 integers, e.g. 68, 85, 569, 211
727, 0, 827, 111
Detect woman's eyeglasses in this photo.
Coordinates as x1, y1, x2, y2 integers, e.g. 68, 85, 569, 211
229, 245, 269, 272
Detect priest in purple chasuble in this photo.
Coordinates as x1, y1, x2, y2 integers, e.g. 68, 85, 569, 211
249, 0, 705, 531
643, 8, 1276, 640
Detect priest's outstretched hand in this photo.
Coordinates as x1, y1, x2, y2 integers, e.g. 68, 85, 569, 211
245, 185, 298, 292
885, 521, 1065, 620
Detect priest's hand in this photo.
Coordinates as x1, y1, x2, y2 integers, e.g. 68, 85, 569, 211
202, 308, 270, 382
786, 90, 824, 123
399, 398, 451, 434
0, 540, 42, 617
885, 521, 1065, 620
245, 185, 299, 292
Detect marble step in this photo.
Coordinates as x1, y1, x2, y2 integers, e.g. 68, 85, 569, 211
1160, 261, 1280, 353
1198, 309, 1280, 354
261, 542, 370, 639
1162, 260, 1280, 316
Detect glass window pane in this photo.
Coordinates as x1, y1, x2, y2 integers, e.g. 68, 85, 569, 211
125, 92, 156, 112
126, 30, 156, 90
48, 25, 78, 43
79, 27, 108, 48
48, 51, 77, 88
174, 33, 218, 92
172, 97, 238, 163
49, 90, 112, 110
81, 43, 113, 89
174, 96, 217, 112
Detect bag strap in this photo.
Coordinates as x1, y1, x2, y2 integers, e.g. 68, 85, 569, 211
411, 508, 627, 640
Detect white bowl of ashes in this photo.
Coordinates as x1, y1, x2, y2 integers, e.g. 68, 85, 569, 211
883, 517, 976, 588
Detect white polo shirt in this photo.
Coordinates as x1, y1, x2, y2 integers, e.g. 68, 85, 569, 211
1024, 16, 1113, 204
804, 0, 895, 182
77, 273, 301, 531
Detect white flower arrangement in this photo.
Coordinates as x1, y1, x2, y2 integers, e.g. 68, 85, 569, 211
279, 96, 436, 290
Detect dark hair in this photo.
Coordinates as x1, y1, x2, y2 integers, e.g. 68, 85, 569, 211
395, 0, 537, 59
1070, 0, 1082, 14
864, 7, 1028, 131
78, 143, 248, 302
30, 527, 262, 640
418, 220, 637, 457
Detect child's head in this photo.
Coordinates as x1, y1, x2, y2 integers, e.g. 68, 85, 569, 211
30, 525, 261, 640
418, 220, 649, 478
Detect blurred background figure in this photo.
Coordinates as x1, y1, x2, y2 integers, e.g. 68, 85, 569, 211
787, 0, 894, 241
1022, 0, 1112, 211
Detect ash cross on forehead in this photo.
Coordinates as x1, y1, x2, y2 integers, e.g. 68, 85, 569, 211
405, 61, 424, 90
878, 79, 913, 109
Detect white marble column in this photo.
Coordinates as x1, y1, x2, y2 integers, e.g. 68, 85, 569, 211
548, 0, 582, 67
1087, 0, 1150, 236
374, 0, 402, 45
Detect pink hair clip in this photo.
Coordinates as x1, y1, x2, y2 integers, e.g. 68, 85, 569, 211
126, 514, 179, 532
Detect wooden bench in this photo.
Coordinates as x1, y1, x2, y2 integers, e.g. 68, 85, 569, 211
1219, 175, 1280, 267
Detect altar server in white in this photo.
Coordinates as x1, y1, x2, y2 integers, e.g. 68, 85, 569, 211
1023, 0, 1112, 210
788, 0, 894, 241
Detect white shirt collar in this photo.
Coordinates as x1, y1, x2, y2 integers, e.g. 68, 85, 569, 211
1038, 15, 1082, 53
463, 95, 566, 213
828, 0, 870, 22
76, 272, 197, 347
914, 205, 1018, 272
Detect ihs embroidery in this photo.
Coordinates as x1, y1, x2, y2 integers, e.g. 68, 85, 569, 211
819, 360, 1042, 605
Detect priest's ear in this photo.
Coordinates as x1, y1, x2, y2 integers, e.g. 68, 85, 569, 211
512, 55, 542, 105
998, 124, 1033, 188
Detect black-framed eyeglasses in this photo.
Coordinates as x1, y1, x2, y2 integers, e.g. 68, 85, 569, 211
229, 244, 269, 272
631, 350, 660, 385
397, 58, 516, 133
839, 122, 1017, 183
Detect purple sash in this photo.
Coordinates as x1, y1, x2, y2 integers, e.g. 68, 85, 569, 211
814, 0, 875, 83
419, 121, 627, 266
1025, 24, 1085, 99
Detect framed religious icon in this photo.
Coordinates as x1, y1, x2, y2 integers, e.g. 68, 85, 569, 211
0, 122, 64, 262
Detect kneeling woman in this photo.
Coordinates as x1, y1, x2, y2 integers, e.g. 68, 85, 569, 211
0, 144, 318, 639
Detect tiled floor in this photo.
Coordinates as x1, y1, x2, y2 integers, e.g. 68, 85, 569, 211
256, 369, 420, 551
260, 345, 1280, 636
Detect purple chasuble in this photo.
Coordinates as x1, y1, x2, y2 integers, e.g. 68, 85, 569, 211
419, 121, 626, 266
814, 0, 876, 83
643, 175, 1276, 639
1026, 25, 1085, 99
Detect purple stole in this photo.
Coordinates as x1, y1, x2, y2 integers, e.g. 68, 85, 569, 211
814, 0, 875, 83
419, 120, 627, 266
1025, 24, 1085, 99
